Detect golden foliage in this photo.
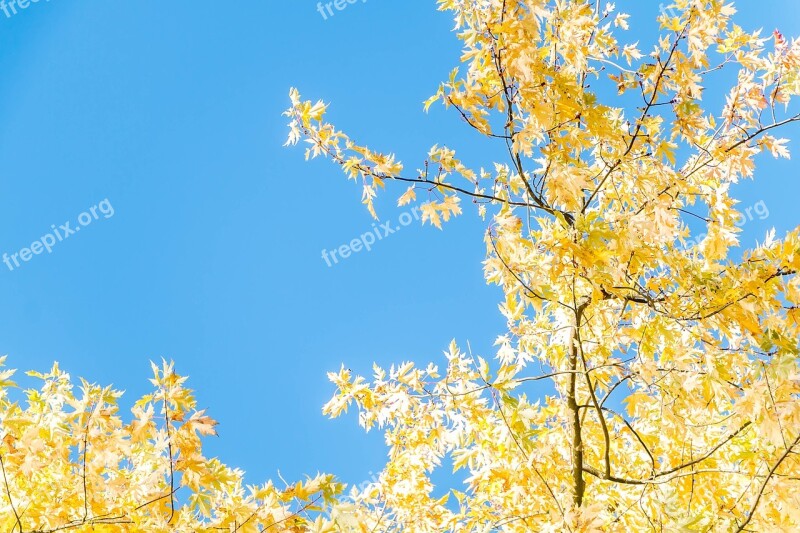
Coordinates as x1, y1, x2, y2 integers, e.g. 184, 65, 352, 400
5, 1, 800, 531
0, 359, 343, 532
284, 0, 800, 530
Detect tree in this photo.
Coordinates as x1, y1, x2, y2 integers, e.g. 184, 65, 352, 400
283, 0, 800, 530
0, 359, 342, 532
4, 1, 800, 531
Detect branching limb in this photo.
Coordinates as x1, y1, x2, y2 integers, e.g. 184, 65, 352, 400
735, 432, 800, 532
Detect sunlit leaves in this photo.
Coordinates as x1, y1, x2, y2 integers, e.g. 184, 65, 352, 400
0, 361, 344, 532
295, 0, 800, 530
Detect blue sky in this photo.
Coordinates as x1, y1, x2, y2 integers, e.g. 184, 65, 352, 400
0, 0, 798, 492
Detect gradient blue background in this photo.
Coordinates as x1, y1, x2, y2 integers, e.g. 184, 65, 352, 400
0, 0, 798, 491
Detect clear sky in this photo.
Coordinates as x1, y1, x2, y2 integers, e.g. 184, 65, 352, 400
0, 0, 798, 492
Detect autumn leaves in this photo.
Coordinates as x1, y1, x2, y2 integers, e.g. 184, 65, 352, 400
286, 0, 800, 530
